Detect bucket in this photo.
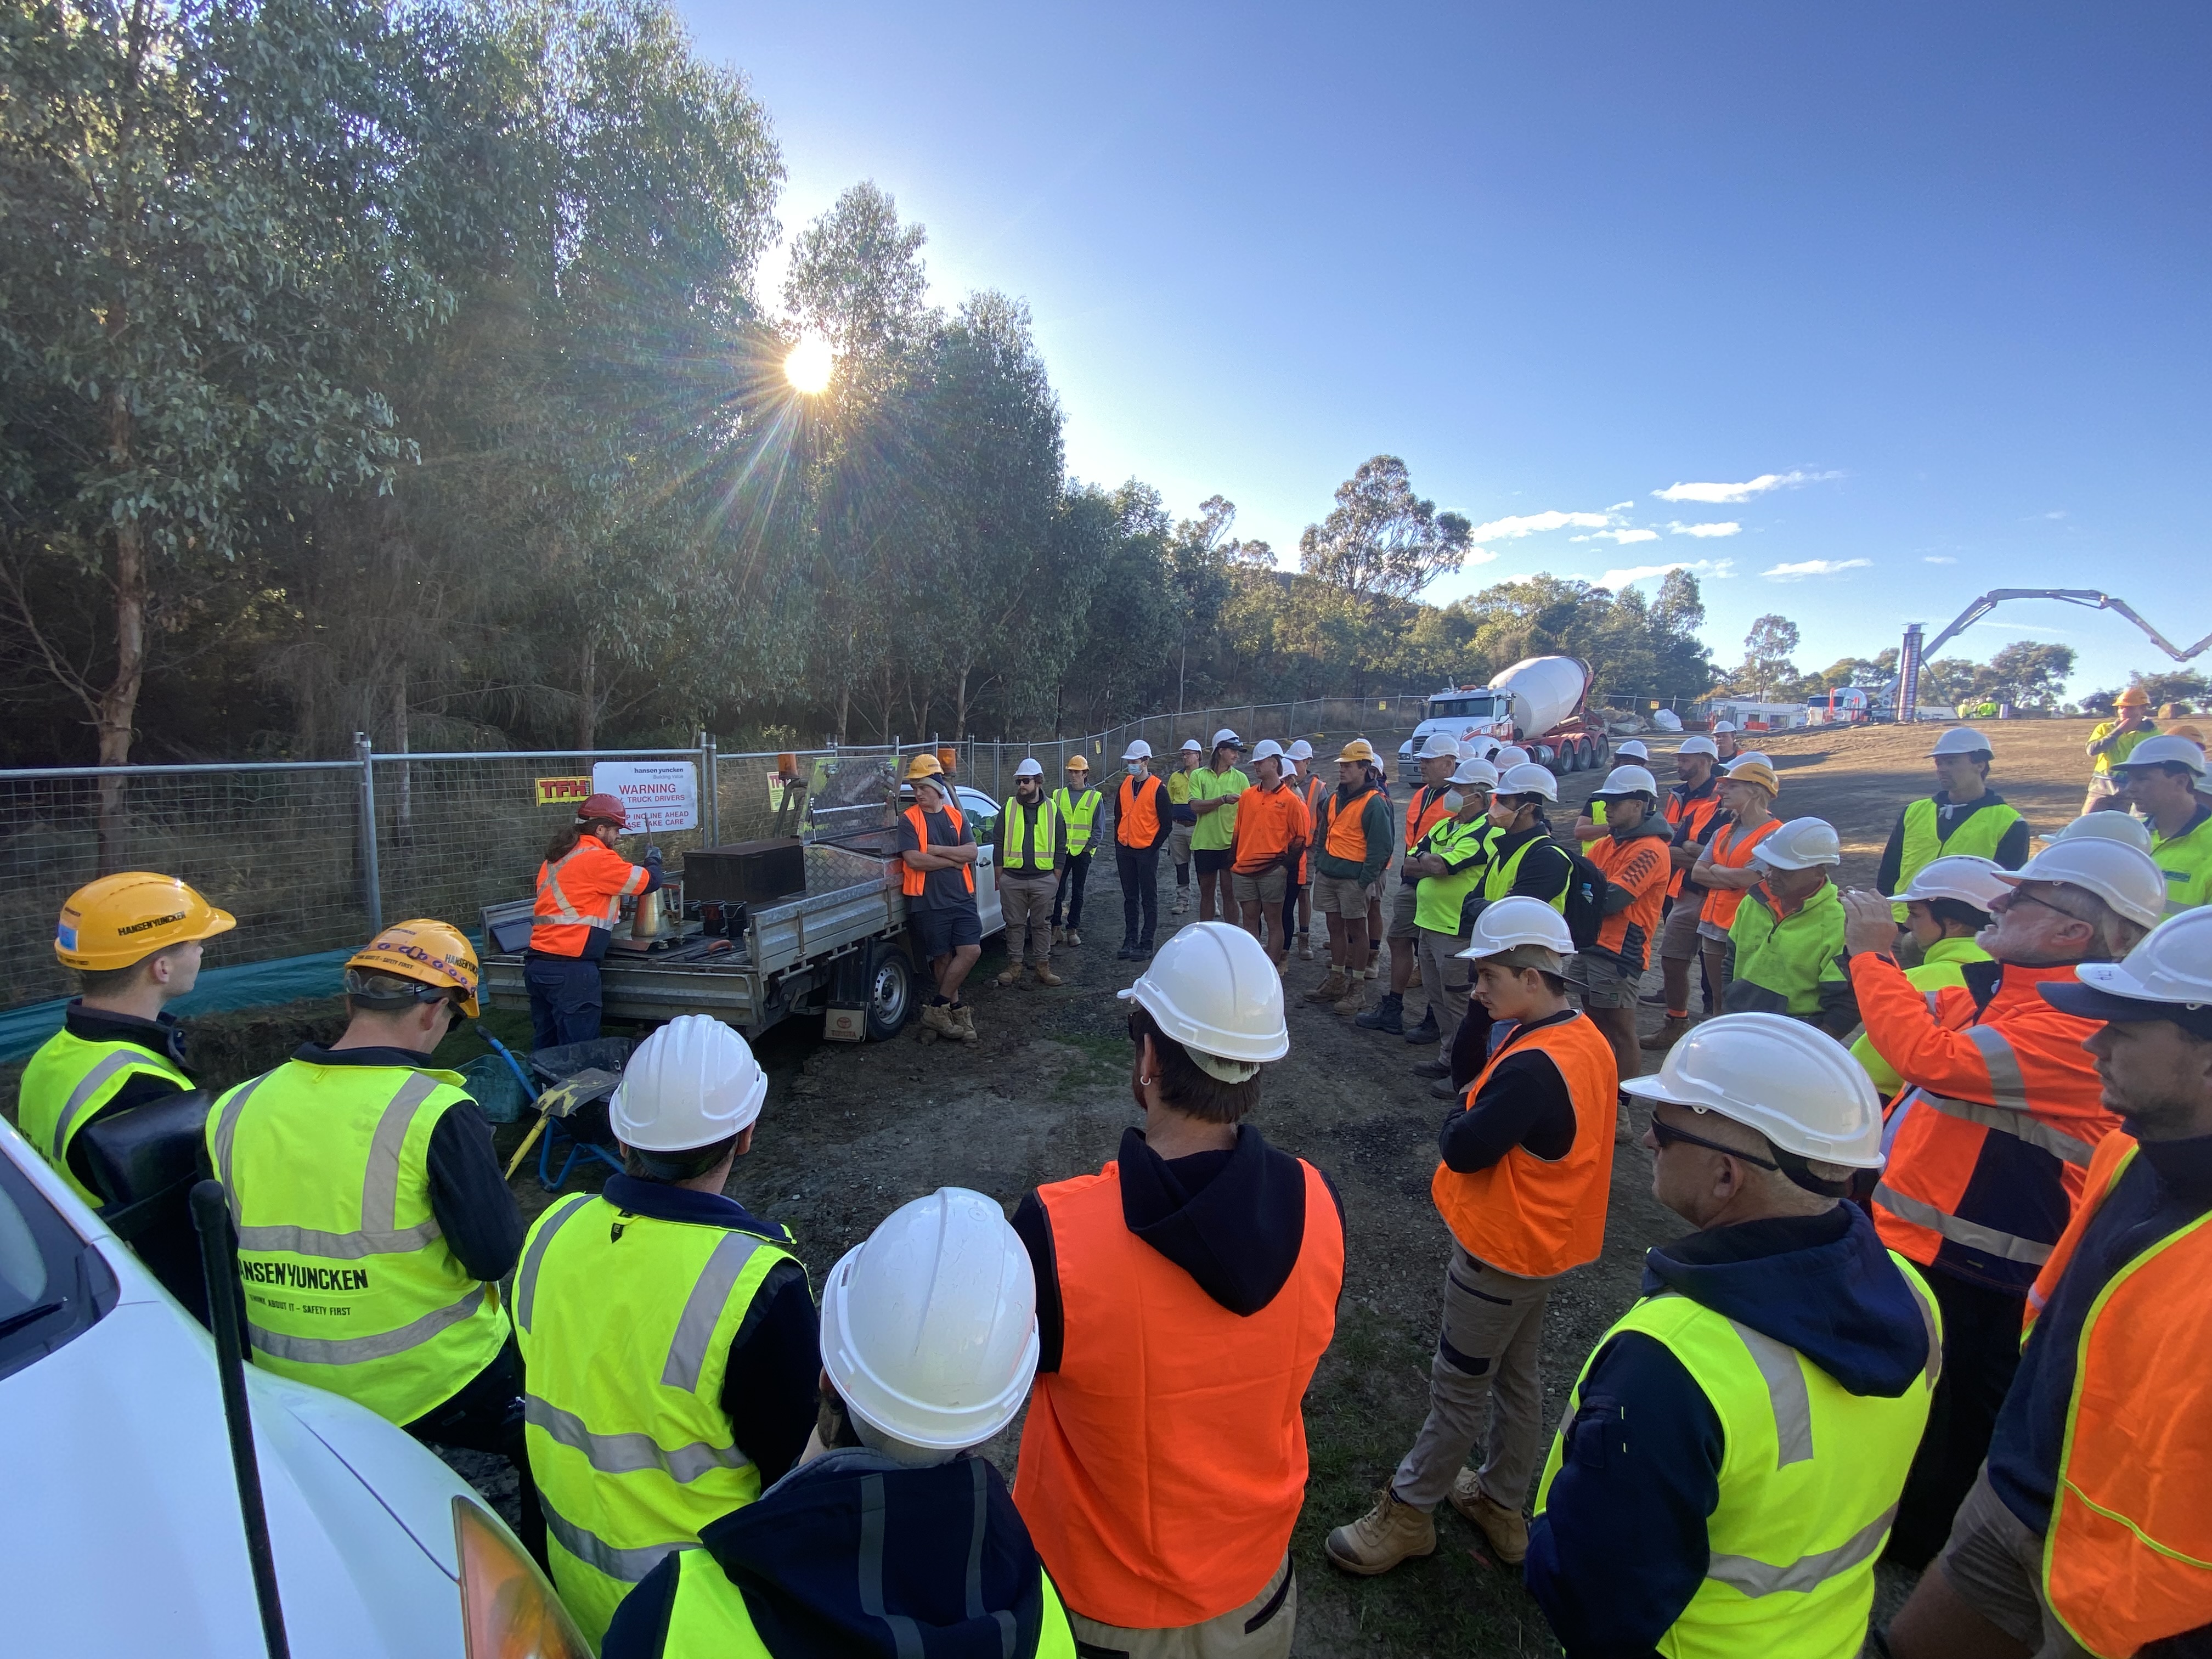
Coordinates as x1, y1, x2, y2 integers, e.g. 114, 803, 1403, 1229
935, 745, 959, 775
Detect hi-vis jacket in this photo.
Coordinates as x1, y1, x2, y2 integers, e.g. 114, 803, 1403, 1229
534, 838, 653, 957
1853, 953, 2119, 1294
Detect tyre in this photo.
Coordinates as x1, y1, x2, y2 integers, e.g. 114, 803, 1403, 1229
865, 940, 915, 1041
1556, 741, 1578, 774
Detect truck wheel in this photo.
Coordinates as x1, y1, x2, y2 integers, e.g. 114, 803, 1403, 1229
865, 942, 915, 1041
1557, 741, 1578, 774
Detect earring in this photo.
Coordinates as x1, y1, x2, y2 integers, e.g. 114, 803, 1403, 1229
1137, 1074, 1156, 1087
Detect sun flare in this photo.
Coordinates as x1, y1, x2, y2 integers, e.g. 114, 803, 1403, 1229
784, 335, 833, 394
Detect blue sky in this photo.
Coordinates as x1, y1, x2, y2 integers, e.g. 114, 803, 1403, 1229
683, 3, 2210, 699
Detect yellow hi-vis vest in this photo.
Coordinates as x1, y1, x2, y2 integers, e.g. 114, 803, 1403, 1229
1892, 796, 2023, 921
1482, 833, 1570, 911
1001, 795, 1060, 874
513, 1191, 800, 1646
19, 1028, 189, 1207
1052, 787, 1099, 856
2148, 810, 2212, 915
1536, 1259, 1943, 1659
206, 1058, 510, 1425
661, 1535, 1080, 1659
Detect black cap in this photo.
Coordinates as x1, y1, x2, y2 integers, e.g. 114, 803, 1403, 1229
2041, 979, 2212, 1041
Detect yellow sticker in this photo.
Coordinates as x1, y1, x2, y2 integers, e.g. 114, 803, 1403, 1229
535, 776, 594, 806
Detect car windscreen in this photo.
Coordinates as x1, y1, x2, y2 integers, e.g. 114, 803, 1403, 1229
0, 1147, 121, 1385
1430, 696, 1496, 719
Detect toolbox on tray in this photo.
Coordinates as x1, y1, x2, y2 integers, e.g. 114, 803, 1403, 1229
685, 838, 806, 906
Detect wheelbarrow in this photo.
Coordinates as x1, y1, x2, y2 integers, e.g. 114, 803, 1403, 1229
501, 1036, 634, 1191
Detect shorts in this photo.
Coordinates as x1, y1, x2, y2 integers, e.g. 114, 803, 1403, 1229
1314, 874, 1372, 916
1387, 883, 1420, 940
1935, 1470, 2091, 1655
912, 904, 982, 959
1567, 950, 1642, 1009
1194, 847, 1232, 876
1659, 898, 1706, 962
1696, 918, 1733, 944
1168, 821, 1195, 864
1232, 866, 1289, 906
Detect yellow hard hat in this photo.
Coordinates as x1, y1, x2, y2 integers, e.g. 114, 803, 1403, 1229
345, 919, 480, 1018
1064, 754, 1090, 772
2115, 687, 2150, 708
905, 753, 944, 781
1338, 739, 1378, 763
55, 872, 236, 971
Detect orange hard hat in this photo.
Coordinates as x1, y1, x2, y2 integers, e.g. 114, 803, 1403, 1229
345, 919, 480, 1018
2115, 687, 2151, 708
575, 792, 628, 827
55, 872, 236, 971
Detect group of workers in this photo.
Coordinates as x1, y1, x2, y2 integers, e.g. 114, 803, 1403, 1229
17, 702, 2212, 1659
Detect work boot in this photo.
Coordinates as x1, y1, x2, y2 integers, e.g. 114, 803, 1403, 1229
994, 964, 1022, 989
1355, 992, 1404, 1034
1304, 970, 1348, 1004
1641, 1015, 1690, 1052
1171, 890, 1189, 916
1449, 1471, 1528, 1566
1411, 1058, 1452, 1080
920, 1002, 958, 1039
1403, 1008, 1440, 1045
1325, 1489, 1436, 1577
1408, 962, 1423, 990
1033, 964, 1064, 988
1431, 1077, 1461, 1099
1116, 941, 1138, 960
1297, 935, 1314, 961
1333, 982, 1367, 1017
951, 1003, 978, 1043
1136, 936, 1155, 957
1065, 928, 1081, 947
1052, 925, 1066, 946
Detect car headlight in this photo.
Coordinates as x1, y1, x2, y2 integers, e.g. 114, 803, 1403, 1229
453, 1497, 591, 1659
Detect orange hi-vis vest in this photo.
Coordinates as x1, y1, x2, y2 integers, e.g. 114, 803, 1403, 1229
1403, 785, 1453, 854
1115, 774, 1163, 848
1663, 777, 1725, 899
1432, 1013, 1618, 1276
2023, 1131, 2212, 1658
1699, 816, 1782, 930
1013, 1159, 1344, 1628
1858, 955, 2119, 1295
1298, 773, 1329, 882
532, 838, 651, 956
1319, 787, 1378, 863
901, 802, 973, 897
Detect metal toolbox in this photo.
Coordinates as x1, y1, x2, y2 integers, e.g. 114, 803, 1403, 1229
684, 838, 807, 906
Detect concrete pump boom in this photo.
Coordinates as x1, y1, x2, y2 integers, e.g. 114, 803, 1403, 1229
1922, 590, 2212, 663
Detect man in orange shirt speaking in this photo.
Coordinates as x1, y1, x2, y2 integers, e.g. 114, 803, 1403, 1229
1230, 739, 1311, 966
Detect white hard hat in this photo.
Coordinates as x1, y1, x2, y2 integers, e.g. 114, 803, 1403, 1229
610, 1014, 766, 1151
1211, 728, 1243, 749
1494, 745, 1532, 769
1496, 761, 1559, 802
1457, 895, 1576, 961
1616, 740, 1650, 760
1735, 750, 1773, 769
2053, 812, 2154, 854
818, 1187, 1039, 1451
1993, 839, 2168, 931
1286, 739, 1315, 761
1883, 854, 2010, 911
1013, 757, 1044, 779
1419, 733, 1460, 760
1592, 764, 1659, 800
1455, 738, 1478, 760
1124, 740, 1154, 761
1116, 920, 1288, 1077
1754, 816, 1842, 871
1178, 737, 1203, 753
2052, 909, 2212, 1020
2114, 735, 2207, 777
1678, 735, 1720, 759
1928, 727, 1994, 758
1623, 1012, 1884, 1167
1249, 738, 1285, 763
1452, 757, 1500, 787
1711, 721, 1737, 735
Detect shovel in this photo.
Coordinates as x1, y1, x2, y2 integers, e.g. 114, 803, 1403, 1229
503, 1066, 624, 1180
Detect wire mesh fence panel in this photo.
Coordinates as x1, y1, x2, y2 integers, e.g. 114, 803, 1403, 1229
0, 764, 369, 1010
712, 748, 902, 848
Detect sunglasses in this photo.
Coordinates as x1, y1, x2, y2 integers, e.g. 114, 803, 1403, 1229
1649, 1114, 1779, 1170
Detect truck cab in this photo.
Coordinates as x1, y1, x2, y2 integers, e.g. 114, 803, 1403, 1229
1397, 688, 1514, 768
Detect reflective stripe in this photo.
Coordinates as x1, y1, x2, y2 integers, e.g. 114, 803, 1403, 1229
524, 1394, 751, 1483
1925, 991, 1944, 1017
1729, 1319, 1814, 1468
235, 1217, 443, 1260
233, 1073, 449, 1259
49, 1051, 146, 1161
1963, 1024, 2032, 1110
1903, 1274, 1943, 1391
534, 847, 617, 929
542, 1494, 686, 1583
1912, 1090, 2096, 1167
212, 1073, 273, 1219
515, 1193, 592, 1334
1707, 1504, 1897, 1598
860, 1474, 927, 1659
247, 1284, 489, 1364
1875, 1181, 2053, 1265
661, 1231, 765, 1390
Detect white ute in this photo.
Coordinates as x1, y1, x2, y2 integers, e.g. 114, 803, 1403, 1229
0, 1112, 583, 1658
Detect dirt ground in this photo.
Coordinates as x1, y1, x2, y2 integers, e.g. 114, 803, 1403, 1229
0, 718, 2105, 1658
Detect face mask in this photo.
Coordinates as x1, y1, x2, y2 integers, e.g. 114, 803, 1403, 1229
1128, 762, 1148, 779
1440, 792, 1464, 813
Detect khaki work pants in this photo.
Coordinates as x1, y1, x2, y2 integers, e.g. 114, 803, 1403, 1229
1415, 926, 1471, 1058
1065, 1554, 1295, 1659
1392, 1246, 1564, 1514
1000, 870, 1057, 966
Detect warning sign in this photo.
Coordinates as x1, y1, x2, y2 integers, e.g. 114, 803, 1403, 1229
590, 760, 699, 833
534, 776, 594, 807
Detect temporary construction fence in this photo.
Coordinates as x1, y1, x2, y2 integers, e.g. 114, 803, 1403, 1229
0, 696, 1427, 1017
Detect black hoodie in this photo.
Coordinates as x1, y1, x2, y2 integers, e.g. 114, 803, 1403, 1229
603, 1448, 1056, 1659
52, 1002, 194, 1197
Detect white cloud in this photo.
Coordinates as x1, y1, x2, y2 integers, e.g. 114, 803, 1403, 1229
1465, 509, 1613, 541
1653, 470, 1839, 504
1594, 558, 1735, 590
1595, 527, 1660, 545
1607, 500, 1634, 511
1668, 521, 1741, 539
1762, 558, 1872, 580
1923, 555, 1957, 564
1464, 546, 1500, 566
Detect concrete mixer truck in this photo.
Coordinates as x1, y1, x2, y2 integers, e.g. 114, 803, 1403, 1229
1397, 654, 1611, 775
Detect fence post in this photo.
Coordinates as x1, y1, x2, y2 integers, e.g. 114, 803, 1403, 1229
354, 731, 383, 934
699, 729, 719, 845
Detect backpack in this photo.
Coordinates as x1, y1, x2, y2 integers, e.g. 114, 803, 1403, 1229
1559, 844, 1608, 951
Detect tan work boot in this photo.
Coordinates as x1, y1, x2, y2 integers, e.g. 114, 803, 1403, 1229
1449, 1471, 1528, 1565
994, 965, 1023, 989
1052, 925, 1066, 946
919, 1002, 958, 1039
1298, 935, 1314, 961
1641, 1014, 1690, 1051
951, 1003, 978, 1043
1333, 983, 1366, 1016
1065, 928, 1082, 947
1033, 963, 1063, 988
1304, 969, 1348, 1004
1408, 962, 1423, 989
1325, 1489, 1436, 1577
1171, 890, 1189, 916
